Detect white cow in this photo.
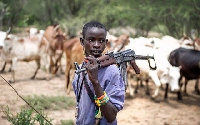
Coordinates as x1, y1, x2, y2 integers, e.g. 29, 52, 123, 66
0, 32, 50, 83
125, 37, 180, 99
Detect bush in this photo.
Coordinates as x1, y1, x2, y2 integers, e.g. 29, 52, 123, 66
2, 106, 52, 125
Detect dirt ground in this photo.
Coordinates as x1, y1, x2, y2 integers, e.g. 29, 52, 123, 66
0, 57, 200, 125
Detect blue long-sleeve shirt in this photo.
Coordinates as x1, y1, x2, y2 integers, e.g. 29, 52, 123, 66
72, 64, 125, 125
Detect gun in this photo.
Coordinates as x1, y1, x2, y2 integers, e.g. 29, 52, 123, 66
74, 49, 157, 89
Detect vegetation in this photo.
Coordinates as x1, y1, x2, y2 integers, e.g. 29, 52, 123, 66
60, 120, 75, 125
0, 0, 199, 38
23, 95, 76, 110
1, 95, 76, 125
2, 106, 52, 125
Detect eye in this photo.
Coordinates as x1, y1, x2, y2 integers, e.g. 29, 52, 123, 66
88, 38, 95, 42
99, 39, 106, 43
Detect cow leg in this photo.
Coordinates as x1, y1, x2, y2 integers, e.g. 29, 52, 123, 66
52, 57, 59, 74
145, 78, 150, 95
0, 61, 7, 73
138, 77, 144, 88
183, 79, 188, 96
140, 80, 144, 87
134, 77, 141, 94
58, 57, 64, 74
177, 76, 183, 101
164, 83, 169, 99
127, 72, 134, 97
152, 85, 160, 99
58, 54, 64, 74
49, 55, 54, 73
30, 59, 40, 79
53, 53, 63, 74
65, 64, 72, 95
65, 51, 72, 94
8, 64, 12, 72
9, 58, 18, 83
42, 53, 51, 80
149, 71, 161, 98
195, 79, 200, 95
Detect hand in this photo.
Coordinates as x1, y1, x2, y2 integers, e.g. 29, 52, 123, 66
84, 55, 99, 84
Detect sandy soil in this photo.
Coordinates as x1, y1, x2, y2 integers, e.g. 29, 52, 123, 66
0, 57, 200, 125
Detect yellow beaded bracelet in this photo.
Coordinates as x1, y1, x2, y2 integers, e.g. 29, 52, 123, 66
94, 91, 109, 107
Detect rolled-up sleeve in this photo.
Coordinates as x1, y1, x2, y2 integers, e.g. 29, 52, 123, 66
104, 67, 125, 111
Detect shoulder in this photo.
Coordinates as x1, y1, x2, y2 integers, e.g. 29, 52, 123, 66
103, 64, 120, 73
99, 64, 121, 80
99, 64, 121, 76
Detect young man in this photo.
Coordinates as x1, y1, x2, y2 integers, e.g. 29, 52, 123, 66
72, 21, 125, 125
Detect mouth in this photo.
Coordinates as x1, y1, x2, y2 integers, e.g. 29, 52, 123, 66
91, 50, 101, 55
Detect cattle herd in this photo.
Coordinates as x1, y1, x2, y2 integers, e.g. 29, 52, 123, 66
0, 26, 200, 102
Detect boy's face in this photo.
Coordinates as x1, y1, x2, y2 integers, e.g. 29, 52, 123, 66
81, 27, 107, 58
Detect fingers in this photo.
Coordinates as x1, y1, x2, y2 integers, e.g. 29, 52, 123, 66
84, 55, 99, 71
85, 55, 98, 64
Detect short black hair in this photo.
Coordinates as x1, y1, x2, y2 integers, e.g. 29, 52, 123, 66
82, 21, 107, 38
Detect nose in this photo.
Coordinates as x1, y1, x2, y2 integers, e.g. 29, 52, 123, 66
94, 41, 100, 48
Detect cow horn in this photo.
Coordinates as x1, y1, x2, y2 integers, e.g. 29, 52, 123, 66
6, 27, 11, 34
54, 25, 60, 31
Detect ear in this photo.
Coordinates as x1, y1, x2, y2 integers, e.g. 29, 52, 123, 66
80, 37, 84, 46
105, 39, 108, 44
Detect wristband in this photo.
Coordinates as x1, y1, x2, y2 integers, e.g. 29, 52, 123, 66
94, 91, 109, 107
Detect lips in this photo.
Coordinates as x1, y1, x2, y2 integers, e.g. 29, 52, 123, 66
91, 50, 101, 55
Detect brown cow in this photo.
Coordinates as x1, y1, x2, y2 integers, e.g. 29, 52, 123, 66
63, 37, 84, 94
42, 25, 67, 74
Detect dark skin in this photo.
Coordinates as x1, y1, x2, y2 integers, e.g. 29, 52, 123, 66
80, 27, 118, 123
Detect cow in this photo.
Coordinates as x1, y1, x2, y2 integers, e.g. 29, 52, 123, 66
0, 32, 49, 83
63, 37, 83, 94
42, 25, 67, 74
1, 28, 46, 73
169, 47, 200, 100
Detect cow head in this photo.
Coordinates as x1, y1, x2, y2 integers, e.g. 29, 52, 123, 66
160, 66, 180, 92
0, 31, 7, 49
0, 27, 11, 50
48, 25, 67, 63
